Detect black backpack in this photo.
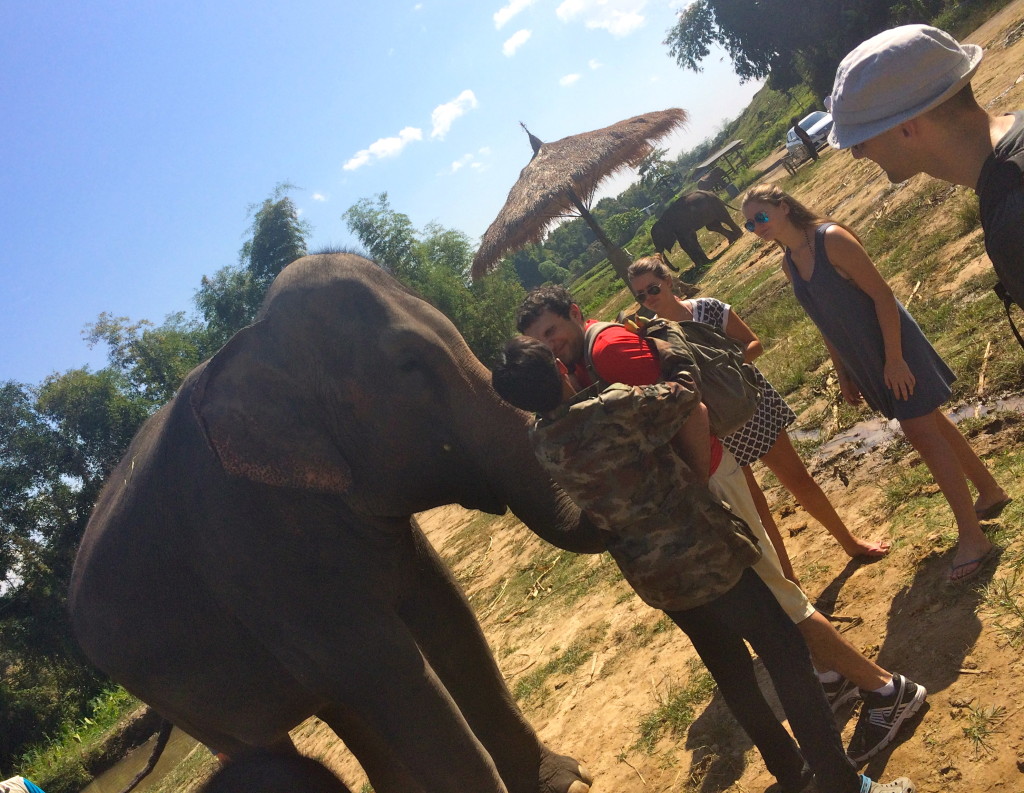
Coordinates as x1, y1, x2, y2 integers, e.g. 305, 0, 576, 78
583, 318, 761, 437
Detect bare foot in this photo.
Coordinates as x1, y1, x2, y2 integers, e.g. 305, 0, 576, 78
974, 494, 1012, 521
841, 537, 891, 559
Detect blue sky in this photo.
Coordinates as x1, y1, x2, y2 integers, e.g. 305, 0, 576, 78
2, 0, 763, 386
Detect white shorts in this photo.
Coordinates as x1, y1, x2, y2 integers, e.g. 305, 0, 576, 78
709, 448, 816, 624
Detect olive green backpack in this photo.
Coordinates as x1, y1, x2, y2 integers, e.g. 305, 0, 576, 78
583, 317, 761, 437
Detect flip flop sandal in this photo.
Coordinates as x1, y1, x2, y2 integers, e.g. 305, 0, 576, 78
975, 496, 1013, 521
948, 546, 1000, 585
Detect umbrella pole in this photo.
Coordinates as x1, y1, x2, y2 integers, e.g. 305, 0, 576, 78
567, 190, 634, 288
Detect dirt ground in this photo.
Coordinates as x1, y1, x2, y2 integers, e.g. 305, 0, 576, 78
290, 6, 1024, 792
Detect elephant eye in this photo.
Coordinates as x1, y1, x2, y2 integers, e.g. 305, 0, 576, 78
397, 356, 419, 373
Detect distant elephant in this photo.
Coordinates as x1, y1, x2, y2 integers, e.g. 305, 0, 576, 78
69, 253, 601, 793
651, 190, 743, 269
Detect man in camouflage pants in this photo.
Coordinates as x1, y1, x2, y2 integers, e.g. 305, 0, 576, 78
492, 336, 915, 793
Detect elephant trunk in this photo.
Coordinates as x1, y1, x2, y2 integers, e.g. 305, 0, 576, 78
467, 378, 604, 555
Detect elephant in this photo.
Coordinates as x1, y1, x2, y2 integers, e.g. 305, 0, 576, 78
201, 753, 352, 793
650, 189, 743, 269
68, 253, 602, 793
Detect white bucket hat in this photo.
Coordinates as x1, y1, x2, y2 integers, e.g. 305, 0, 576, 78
826, 24, 983, 149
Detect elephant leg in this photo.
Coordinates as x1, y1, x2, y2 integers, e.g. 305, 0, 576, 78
397, 522, 591, 793
678, 229, 710, 267
317, 704, 426, 793
707, 222, 740, 246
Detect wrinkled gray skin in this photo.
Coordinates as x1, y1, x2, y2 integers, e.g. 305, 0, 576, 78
651, 189, 743, 269
69, 253, 602, 793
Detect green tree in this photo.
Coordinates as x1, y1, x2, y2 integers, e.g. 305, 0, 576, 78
538, 260, 571, 285
197, 185, 312, 350
241, 183, 311, 288
83, 312, 208, 405
343, 195, 524, 365
342, 193, 417, 278
194, 265, 264, 351
663, 1, 943, 96
0, 373, 148, 769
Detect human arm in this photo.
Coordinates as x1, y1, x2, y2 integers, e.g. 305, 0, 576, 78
822, 226, 916, 401
722, 306, 764, 363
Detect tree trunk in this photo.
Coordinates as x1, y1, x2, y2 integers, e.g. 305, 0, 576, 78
567, 190, 634, 288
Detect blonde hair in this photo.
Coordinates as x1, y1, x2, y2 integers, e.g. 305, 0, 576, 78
741, 184, 861, 246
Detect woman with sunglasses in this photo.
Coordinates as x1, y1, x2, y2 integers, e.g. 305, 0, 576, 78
741, 183, 1009, 584
627, 256, 889, 584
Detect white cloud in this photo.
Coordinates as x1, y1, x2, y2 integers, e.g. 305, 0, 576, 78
343, 127, 423, 171
588, 58, 602, 69
431, 90, 478, 140
556, 0, 585, 21
556, 0, 646, 37
494, 0, 536, 29
503, 29, 531, 56
311, 193, 328, 202
413, 3, 423, 9
559, 73, 581, 86
449, 153, 474, 173
478, 146, 491, 156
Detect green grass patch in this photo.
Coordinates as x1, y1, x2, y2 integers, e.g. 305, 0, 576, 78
513, 623, 610, 705
631, 659, 716, 754
21, 687, 141, 793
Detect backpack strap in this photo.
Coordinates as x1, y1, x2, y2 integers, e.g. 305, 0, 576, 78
582, 321, 624, 388
995, 281, 1024, 349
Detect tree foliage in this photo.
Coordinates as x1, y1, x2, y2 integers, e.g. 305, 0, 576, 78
240, 183, 311, 288
0, 185, 313, 772
343, 194, 524, 366
664, 0, 947, 97
1, 374, 149, 770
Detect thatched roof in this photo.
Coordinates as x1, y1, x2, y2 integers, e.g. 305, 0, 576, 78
471, 108, 688, 279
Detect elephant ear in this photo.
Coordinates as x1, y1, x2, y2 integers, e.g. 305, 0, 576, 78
190, 322, 353, 496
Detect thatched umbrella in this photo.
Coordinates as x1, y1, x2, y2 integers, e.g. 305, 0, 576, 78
472, 108, 688, 286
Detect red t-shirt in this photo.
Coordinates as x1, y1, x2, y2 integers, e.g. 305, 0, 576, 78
576, 320, 723, 474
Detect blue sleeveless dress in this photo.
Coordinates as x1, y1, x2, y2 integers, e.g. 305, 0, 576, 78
787, 223, 954, 420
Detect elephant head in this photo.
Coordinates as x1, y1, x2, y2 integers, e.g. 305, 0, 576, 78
191, 252, 602, 548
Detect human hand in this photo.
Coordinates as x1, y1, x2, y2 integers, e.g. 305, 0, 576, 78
884, 358, 916, 401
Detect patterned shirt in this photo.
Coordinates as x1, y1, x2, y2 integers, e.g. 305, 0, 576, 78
530, 379, 761, 611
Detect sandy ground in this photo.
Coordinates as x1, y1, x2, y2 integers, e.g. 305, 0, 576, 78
288, 6, 1024, 792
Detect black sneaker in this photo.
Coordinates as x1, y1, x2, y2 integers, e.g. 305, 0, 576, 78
847, 674, 927, 763
821, 674, 860, 712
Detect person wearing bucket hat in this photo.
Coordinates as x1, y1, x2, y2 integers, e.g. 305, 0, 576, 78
827, 23, 1024, 321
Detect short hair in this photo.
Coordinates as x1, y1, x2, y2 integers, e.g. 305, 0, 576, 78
515, 285, 576, 333
492, 336, 564, 414
627, 255, 673, 284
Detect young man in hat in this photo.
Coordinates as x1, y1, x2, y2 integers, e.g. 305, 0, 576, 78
826, 23, 1024, 309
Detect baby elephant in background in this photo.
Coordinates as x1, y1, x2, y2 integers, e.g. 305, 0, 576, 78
651, 190, 743, 269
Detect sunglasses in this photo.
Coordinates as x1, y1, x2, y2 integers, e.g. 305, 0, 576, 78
634, 283, 662, 303
744, 212, 769, 232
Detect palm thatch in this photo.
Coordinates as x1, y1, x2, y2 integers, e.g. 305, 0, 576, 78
471, 108, 688, 281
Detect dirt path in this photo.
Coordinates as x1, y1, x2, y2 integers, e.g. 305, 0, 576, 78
290, 6, 1024, 792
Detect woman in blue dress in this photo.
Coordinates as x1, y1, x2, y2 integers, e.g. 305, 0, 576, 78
741, 183, 1009, 583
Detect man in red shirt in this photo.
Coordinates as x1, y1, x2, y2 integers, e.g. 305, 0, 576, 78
517, 285, 925, 766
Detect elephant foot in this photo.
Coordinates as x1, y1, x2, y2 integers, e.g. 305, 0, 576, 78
539, 749, 593, 793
